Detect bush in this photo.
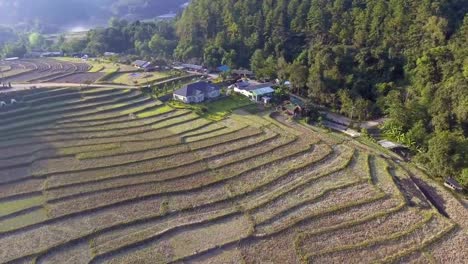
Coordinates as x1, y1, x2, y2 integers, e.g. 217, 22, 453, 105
360, 128, 376, 142
457, 169, 468, 189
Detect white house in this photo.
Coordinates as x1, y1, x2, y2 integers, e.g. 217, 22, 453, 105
173, 81, 221, 103
232, 81, 275, 101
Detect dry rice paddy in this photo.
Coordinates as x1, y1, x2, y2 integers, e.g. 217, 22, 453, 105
0, 87, 465, 264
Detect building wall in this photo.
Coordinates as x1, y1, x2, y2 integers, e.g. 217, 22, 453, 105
185, 94, 205, 103
173, 94, 188, 103
174, 89, 218, 104
253, 92, 274, 101
195, 94, 205, 102
233, 87, 252, 98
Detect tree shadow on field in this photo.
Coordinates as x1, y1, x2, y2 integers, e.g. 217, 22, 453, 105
410, 177, 449, 218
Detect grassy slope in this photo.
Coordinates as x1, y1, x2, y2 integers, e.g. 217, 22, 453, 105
111, 72, 170, 85
169, 95, 254, 121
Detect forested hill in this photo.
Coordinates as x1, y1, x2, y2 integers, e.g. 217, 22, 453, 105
176, 0, 467, 185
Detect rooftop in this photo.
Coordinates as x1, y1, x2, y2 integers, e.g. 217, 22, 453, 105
181, 64, 204, 70
251, 87, 275, 96
445, 177, 463, 189
236, 82, 274, 91
133, 60, 151, 68
378, 140, 407, 150
217, 65, 230, 72
174, 81, 220, 97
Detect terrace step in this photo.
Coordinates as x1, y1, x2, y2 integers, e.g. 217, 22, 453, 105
0, 85, 461, 263
51, 105, 166, 131
0, 92, 148, 135
248, 148, 364, 225
44, 131, 277, 201
306, 213, 453, 264
0, 90, 144, 137
0, 88, 79, 118
0, 90, 137, 135
424, 226, 466, 263
0, 110, 191, 154
254, 183, 384, 236
22, 87, 79, 101
55, 100, 164, 126
43, 126, 266, 192
0, 93, 83, 125
0, 127, 180, 162
9, 110, 183, 143
298, 207, 426, 254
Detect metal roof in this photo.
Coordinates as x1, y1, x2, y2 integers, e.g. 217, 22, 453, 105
181, 64, 204, 70
133, 60, 151, 68
217, 65, 230, 72
251, 87, 275, 96
378, 140, 406, 149
174, 81, 220, 97
236, 82, 274, 91
445, 177, 463, 189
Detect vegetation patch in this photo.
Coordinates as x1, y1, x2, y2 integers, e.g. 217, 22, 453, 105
136, 105, 174, 118
111, 71, 170, 85
168, 95, 253, 121
0, 195, 44, 217
0, 208, 48, 233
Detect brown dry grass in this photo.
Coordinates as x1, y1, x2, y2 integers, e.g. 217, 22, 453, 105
0, 88, 463, 263
307, 214, 450, 263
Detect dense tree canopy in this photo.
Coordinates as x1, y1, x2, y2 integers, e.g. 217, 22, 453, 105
174, 0, 468, 186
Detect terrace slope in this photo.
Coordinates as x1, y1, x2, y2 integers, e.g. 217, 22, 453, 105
0, 87, 465, 264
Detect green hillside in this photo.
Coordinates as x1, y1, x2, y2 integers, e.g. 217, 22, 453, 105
175, 0, 468, 187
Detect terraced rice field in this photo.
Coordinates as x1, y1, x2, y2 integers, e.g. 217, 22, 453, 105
0, 58, 94, 83
53, 57, 136, 73
0, 87, 465, 264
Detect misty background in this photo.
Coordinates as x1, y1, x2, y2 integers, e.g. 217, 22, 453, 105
0, 0, 188, 33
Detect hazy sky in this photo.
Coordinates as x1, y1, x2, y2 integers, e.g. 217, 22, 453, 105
0, 0, 188, 31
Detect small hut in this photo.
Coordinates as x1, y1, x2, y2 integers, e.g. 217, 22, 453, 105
444, 177, 464, 192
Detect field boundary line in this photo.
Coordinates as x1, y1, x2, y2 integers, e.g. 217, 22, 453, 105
0, 141, 311, 238
377, 222, 458, 264
0, 93, 149, 134
87, 211, 244, 263
44, 131, 277, 201
41, 128, 265, 190
294, 200, 406, 261
305, 212, 435, 259
255, 191, 387, 238
0, 205, 44, 222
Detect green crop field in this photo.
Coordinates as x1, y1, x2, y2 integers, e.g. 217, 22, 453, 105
0, 87, 465, 264
110, 71, 171, 85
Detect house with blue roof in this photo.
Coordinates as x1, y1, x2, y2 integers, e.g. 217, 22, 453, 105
217, 65, 231, 72
173, 81, 221, 103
